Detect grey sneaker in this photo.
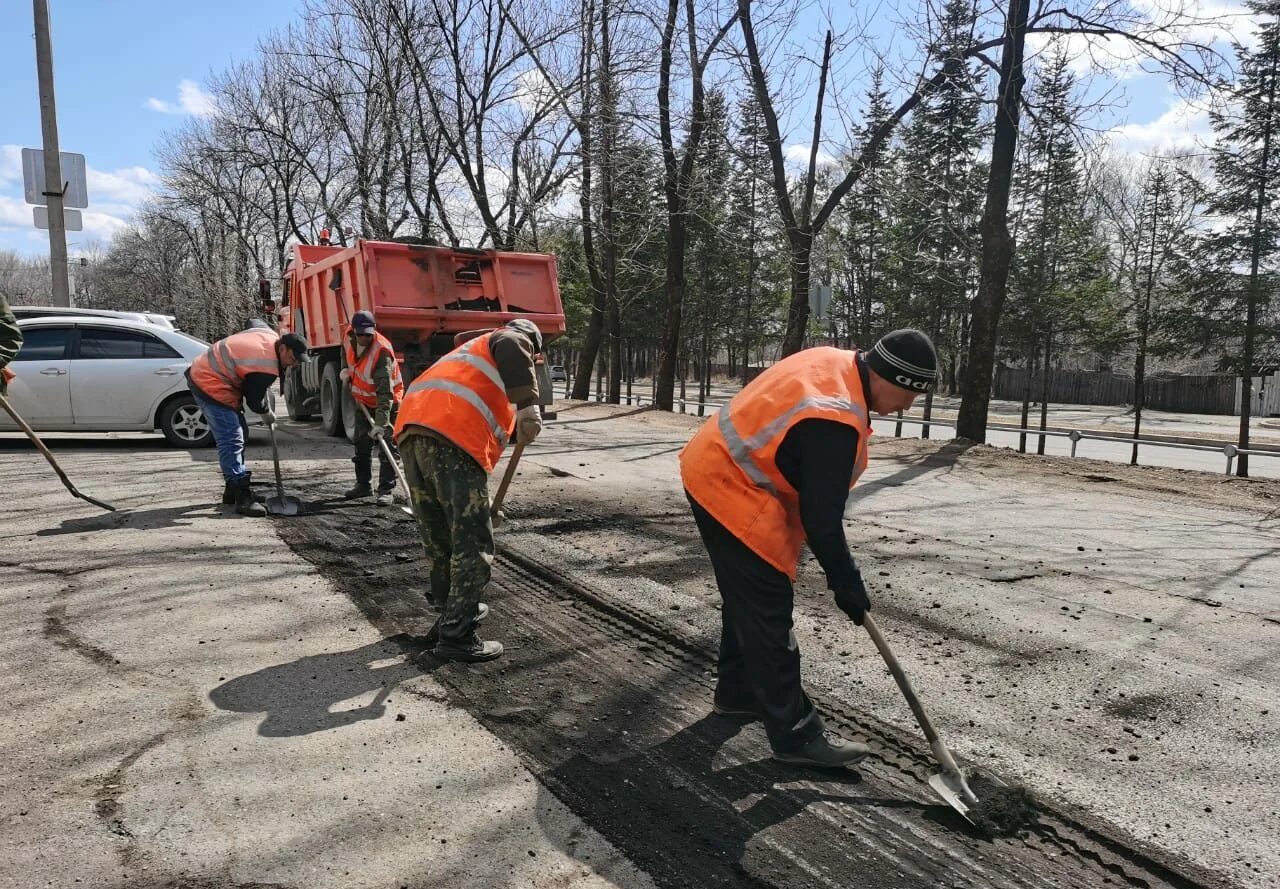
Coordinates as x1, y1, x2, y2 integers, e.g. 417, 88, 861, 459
433, 635, 503, 663
420, 603, 489, 647
773, 733, 870, 769
376, 490, 394, 505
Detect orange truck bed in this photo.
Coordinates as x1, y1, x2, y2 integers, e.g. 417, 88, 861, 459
272, 239, 566, 436
280, 239, 566, 350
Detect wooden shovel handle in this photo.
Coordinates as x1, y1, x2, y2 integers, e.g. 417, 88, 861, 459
862, 614, 964, 777
490, 443, 525, 516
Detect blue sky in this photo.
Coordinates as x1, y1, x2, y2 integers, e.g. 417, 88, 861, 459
0, 0, 1249, 259
0, 0, 296, 255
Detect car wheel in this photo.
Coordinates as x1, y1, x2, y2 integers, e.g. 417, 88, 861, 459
160, 396, 214, 448
320, 361, 346, 437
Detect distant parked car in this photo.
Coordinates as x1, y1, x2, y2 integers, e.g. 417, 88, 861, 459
9, 305, 178, 330
550, 365, 567, 383
0, 317, 214, 447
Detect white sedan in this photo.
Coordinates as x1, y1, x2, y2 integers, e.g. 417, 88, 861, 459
0, 316, 215, 448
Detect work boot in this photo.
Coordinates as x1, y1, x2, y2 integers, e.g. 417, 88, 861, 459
232, 480, 267, 517
420, 603, 489, 647
432, 633, 503, 663
344, 482, 373, 500
224, 473, 265, 505
773, 733, 870, 769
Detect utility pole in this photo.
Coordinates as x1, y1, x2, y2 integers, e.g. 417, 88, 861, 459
34, 0, 71, 307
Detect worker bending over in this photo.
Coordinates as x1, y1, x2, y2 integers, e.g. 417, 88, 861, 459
681, 330, 937, 769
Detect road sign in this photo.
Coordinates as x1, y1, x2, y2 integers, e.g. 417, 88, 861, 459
34, 206, 83, 232
21, 147, 88, 208
809, 284, 832, 322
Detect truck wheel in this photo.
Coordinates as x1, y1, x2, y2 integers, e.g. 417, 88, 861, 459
285, 366, 313, 421
320, 362, 346, 437
342, 382, 358, 444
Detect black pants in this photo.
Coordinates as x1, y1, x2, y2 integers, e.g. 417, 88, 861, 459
687, 492, 823, 754
353, 404, 399, 492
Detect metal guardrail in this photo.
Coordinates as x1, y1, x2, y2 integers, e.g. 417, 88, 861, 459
571, 388, 1277, 476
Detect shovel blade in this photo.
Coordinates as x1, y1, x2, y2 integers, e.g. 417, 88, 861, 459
266, 496, 302, 517
928, 770, 981, 823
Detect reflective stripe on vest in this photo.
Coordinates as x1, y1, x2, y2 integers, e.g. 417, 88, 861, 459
345, 331, 404, 408
393, 333, 514, 472
680, 347, 872, 579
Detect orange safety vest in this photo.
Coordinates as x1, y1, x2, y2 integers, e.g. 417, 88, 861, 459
680, 347, 872, 579
393, 332, 513, 472
344, 330, 404, 409
189, 328, 281, 410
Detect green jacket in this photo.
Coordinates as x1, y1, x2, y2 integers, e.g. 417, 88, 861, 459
0, 296, 22, 395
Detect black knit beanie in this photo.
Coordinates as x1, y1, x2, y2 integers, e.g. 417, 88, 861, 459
865, 329, 938, 392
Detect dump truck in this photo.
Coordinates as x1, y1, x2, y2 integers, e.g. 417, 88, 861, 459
265, 239, 566, 438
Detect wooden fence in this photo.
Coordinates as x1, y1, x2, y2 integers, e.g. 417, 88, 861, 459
993, 367, 1238, 415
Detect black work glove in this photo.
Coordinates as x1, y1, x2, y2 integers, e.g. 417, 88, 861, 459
833, 571, 871, 626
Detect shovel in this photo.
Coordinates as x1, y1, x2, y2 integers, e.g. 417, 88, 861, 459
862, 614, 985, 822
490, 442, 525, 528
0, 391, 116, 512
356, 403, 413, 516
264, 420, 302, 516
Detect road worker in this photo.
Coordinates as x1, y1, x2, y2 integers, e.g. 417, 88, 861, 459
341, 310, 404, 505
394, 319, 544, 663
187, 327, 308, 516
680, 329, 938, 769
0, 296, 21, 397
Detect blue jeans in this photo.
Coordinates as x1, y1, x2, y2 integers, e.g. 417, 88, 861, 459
195, 392, 248, 484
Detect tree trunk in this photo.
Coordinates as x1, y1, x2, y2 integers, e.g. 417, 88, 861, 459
1019, 346, 1034, 453
1037, 329, 1051, 455
1132, 326, 1147, 466
656, 214, 688, 409
782, 233, 813, 355
1238, 56, 1276, 477
956, 0, 1031, 442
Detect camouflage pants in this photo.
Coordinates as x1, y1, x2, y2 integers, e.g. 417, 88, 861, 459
400, 434, 493, 643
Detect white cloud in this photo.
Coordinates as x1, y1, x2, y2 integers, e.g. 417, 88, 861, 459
0, 145, 155, 248
146, 79, 215, 116
784, 143, 839, 170
1105, 97, 1215, 155
0, 195, 30, 229
86, 166, 160, 206
0, 145, 23, 184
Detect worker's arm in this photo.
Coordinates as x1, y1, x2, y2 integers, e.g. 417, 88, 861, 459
241, 373, 277, 415
488, 329, 540, 409
0, 296, 22, 393
372, 352, 395, 428
775, 419, 870, 622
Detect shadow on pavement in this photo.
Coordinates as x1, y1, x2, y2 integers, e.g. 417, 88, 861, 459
534, 713, 953, 888
210, 635, 429, 737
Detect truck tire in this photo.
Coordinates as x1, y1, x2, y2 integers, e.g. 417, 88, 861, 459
342, 382, 358, 444
284, 365, 314, 421
320, 362, 346, 437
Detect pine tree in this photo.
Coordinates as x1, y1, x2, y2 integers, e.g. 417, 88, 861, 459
893, 0, 987, 431
837, 66, 896, 349
1205, 0, 1280, 475
1007, 47, 1116, 453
